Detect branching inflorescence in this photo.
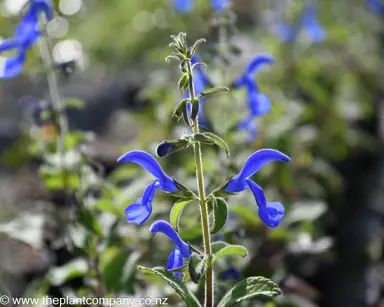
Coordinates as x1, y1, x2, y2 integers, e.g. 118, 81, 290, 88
117, 33, 291, 307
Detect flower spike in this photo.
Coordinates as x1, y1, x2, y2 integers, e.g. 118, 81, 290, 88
225, 149, 291, 193
150, 220, 190, 258
117, 150, 177, 192
246, 179, 284, 228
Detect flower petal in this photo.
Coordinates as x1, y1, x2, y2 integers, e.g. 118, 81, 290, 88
258, 202, 285, 228
225, 149, 291, 193
117, 150, 177, 192
28, 0, 54, 21
211, 0, 231, 12
305, 23, 326, 43
275, 23, 296, 42
150, 220, 190, 258
125, 202, 152, 225
0, 52, 26, 79
246, 54, 275, 75
248, 91, 271, 117
246, 179, 267, 207
174, 0, 194, 13
166, 248, 184, 278
237, 116, 258, 142
0, 39, 21, 53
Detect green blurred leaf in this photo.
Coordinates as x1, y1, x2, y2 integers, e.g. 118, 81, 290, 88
217, 276, 281, 307
138, 266, 202, 307
48, 258, 88, 286
196, 87, 229, 99
65, 98, 85, 110
78, 207, 103, 236
178, 73, 190, 93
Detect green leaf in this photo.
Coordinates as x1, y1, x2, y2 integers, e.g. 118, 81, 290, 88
188, 253, 206, 284
173, 98, 190, 120
138, 266, 202, 307
178, 73, 190, 93
194, 132, 230, 157
78, 207, 103, 236
188, 38, 206, 58
65, 98, 85, 109
156, 139, 190, 158
191, 101, 199, 121
182, 100, 193, 127
217, 277, 281, 307
196, 87, 229, 100
170, 199, 194, 231
212, 243, 248, 264
211, 197, 228, 234
48, 258, 88, 286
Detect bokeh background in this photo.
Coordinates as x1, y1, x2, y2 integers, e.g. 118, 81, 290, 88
0, 0, 383, 306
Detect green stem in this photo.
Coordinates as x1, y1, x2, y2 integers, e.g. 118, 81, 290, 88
186, 60, 214, 307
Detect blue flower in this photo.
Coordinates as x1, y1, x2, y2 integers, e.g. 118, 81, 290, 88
233, 55, 275, 117
276, 1, 325, 43
211, 0, 232, 12
150, 220, 191, 278
225, 149, 290, 193
368, 0, 384, 14
225, 149, 290, 227
174, 0, 194, 13
117, 151, 178, 224
247, 179, 285, 227
237, 116, 258, 142
0, 0, 53, 79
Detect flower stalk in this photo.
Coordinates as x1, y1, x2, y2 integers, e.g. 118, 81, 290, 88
186, 59, 214, 307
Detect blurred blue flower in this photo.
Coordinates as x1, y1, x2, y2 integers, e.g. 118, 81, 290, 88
0, 0, 53, 79
174, 0, 194, 13
237, 115, 258, 142
117, 151, 178, 224
368, 0, 384, 14
220, 267, 241, 280
150, 220, 191, 278
233, 55, 275, 117
211, 0, 232, 12
225, 149, 290, 227
276, 1, 325, 43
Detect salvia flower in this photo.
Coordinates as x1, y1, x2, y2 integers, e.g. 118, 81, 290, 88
232, 55, 275, 118
276, 1, 325, 44
117, 151, 178, 225
0, 0, 53, 78
225, 149, 290, 227
211, 0, 232, 12
150, 220, 191, 278
237, 115, 258, 142
368, 0, 384, 14
174, 0, 194, 13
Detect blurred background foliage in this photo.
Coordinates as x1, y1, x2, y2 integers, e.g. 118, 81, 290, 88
0, 0, 383, 306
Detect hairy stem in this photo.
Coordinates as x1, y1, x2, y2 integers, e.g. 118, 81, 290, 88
186, 60, 214, 307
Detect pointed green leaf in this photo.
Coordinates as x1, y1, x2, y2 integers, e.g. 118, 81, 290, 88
196, 87, 229, 100
211, 197, 228, 234
170, 199, 194, 231
217, 277, 281, 307
212, 243, 248, 264
138, 266, 202, 307
188, 38, 206, 57
178, 73, 190, 93
194, 132, 230, 157
188, 253, 206, 284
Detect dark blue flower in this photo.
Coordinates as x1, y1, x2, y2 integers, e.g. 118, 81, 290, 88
0, 0, 53, 79
233, 55, 275, 117
225, 149, 290, 227
220, 267, 241, 280
174, 0, 194, 13
225, 149, 290, 193
247, 179, 285, 227
150, 220, 191, 277
368, 0, 384, 14
117, 151, 178, 224
211, 0, 232, 12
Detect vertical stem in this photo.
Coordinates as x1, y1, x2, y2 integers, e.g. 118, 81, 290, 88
186, 60, 214, 307
37, 22, 69, 172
